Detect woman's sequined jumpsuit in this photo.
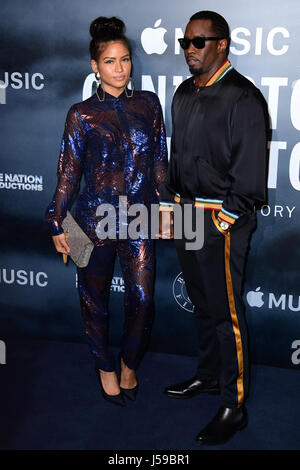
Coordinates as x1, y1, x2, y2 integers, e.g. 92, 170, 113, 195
45, 89, 168, 371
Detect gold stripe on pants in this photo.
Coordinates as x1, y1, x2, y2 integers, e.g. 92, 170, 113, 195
212, 210, 244, 407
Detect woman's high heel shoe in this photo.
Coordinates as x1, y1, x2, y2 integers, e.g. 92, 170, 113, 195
120, 383, 139, 402
119, 353, 139, 402
95, 368, 126, 407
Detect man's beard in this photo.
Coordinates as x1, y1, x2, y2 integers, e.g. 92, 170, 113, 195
188, 65, 203, 76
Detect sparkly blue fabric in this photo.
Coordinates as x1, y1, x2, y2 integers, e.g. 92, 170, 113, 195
45, 89, 168, 244
77, 238, 155, 371
45, 89, 168, 371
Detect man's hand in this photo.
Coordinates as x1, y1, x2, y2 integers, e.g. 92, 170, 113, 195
217, 217, 231, 232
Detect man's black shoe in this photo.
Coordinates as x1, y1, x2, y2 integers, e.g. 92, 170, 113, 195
164, 376, 220, 399
195, 406, 248, 446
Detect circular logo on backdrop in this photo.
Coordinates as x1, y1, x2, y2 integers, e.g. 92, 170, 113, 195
172, 272, 194, 312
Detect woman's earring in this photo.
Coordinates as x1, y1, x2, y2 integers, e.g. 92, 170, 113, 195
125, 77, 134, 98
95, 72, 105, 102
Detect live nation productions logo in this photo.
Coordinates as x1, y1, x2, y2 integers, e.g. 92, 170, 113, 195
0, 173, 43, 191
75, 274, 124, 292
110, 277, 125, 293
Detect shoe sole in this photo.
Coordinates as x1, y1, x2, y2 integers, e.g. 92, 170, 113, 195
164, 389, 220, 399
120, 386, 138, 402
195, 419, 248, 446
103, 395, 126, 407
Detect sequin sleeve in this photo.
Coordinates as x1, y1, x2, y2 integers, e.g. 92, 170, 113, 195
152, 95, 168, 198
159, 96, 177, 206
45, 105, 85, 236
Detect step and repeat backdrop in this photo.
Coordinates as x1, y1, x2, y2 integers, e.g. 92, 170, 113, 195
1, 0, 300, 369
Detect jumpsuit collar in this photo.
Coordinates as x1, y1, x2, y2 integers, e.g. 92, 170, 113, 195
193, 58, 233, 89
96, 86, 129, 102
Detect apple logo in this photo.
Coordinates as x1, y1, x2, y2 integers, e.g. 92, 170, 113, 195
141, 19, 168, 55
246, 287, 264, 308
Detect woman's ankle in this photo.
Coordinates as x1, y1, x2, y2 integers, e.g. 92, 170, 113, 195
120, 362, 137, 388
99, 369, 121, 395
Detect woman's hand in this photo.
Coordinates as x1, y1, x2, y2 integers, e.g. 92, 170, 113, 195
52, 233, 70, 255
158, 210, 174, 239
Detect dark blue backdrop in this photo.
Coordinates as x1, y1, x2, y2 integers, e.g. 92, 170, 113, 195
1, 0, 300, 369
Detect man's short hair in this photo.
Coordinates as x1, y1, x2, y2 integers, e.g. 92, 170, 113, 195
189, 10, 231, 57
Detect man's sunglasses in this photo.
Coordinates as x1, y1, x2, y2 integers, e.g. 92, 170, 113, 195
178, 36, 227, 50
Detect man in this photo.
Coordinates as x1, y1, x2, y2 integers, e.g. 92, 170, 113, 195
159, 11, 268, 445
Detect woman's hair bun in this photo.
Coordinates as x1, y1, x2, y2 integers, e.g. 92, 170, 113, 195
89, 16, 125, 38
89, 16, 131, 60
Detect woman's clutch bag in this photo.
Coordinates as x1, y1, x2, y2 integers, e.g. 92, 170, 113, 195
61, 211, 94, 268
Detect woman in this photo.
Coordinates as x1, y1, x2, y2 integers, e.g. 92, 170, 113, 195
45, 16, 167, 406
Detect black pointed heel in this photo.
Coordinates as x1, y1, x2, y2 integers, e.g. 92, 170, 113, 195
95, 368, 126, 407
120, 383, 139, 401
118, 353, 139, 401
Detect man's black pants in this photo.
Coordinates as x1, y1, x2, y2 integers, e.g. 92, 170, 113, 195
174, 206, 256, 408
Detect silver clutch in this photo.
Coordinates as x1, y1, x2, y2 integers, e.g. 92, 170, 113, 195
61, 211, 94, 268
